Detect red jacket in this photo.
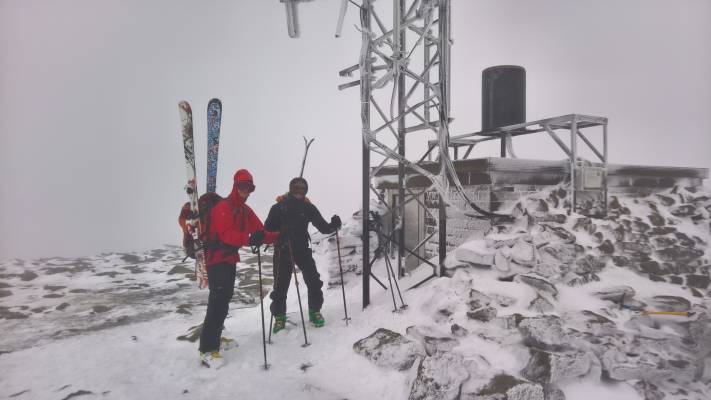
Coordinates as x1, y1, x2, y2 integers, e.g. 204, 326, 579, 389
206, 169, 278, 267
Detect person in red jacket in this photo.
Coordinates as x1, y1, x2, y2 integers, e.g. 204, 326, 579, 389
199, 168, 278, 368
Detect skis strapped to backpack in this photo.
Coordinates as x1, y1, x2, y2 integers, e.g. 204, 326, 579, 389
179, 101, 208, 288
206, 98, 222, 193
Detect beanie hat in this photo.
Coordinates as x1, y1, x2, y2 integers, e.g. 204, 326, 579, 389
289, 177, 308, 194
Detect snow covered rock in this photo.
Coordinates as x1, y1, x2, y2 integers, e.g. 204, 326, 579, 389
312, 210, 379, 286
456, 247, 495, 267
505, 383, 545, 400
688, 311, 711, 365
647, 295, 691, 312
467, 306, 498, 322
514, 274, 559, 299
451, 323, 469, 337
572, 254, 607, 275
463, 373, 559, 400
633, 380, 665, 400
537, 243, 582, 266
600, 348, 675, 382
590, 285, 636, 302
532, 262, 566, 279
408, 352, 471, 400
520, 348, 594, 384
528, 294, 555, 313
467, 289, 501, 322
353, 328, 425, 371
406, 325, 460, 356
563, 310, 619, 337
518, 315, 571, 351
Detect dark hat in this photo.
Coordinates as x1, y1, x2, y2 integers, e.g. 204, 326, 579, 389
289, 177, 308, 194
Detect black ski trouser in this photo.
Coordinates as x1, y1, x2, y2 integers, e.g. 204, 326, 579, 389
269, 244, 323, 316
199, 262, 236, 353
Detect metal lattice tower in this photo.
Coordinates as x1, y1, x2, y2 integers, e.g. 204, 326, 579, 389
283, 0, 507, 308
336, 0, 455, 308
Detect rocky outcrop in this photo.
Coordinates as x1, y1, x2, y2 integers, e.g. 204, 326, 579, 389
353, 328, 425, 371
409, 352, 471, 400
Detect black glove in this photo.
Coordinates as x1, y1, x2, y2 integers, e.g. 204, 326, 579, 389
330, 215, 342, 230
249, 230, 265, 247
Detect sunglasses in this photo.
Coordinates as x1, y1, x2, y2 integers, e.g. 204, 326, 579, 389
236, 182, 255, 193
290, 184, 307, 193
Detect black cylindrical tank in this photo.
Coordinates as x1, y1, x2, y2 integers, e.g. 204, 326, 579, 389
482, 66, 526, 131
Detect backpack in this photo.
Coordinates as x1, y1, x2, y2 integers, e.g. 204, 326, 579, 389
178, 192, 225, 259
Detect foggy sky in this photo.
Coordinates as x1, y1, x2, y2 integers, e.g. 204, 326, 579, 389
1, 0, 710, 259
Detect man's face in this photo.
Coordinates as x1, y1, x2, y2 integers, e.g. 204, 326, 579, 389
290, 183, 307, 200
236, 182, 255, 199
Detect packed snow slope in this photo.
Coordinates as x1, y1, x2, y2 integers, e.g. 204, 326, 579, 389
1, 184, 710, 400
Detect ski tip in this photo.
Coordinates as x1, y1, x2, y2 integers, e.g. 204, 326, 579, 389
208, 98, 222, 105
179, 101, 192, 112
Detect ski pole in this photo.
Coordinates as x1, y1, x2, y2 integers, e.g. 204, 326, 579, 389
255, 246, 270, 370
385, 253, 407, 310
268, 315, 273, 344
287, 239, 310, 347
383, 252, 399, 313
335, 231, 351, 325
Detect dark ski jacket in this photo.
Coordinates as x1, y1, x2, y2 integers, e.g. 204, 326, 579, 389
206, 169, 278, 267
264, 194, 337, 250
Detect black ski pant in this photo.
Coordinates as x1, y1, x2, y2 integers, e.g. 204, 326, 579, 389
199, 262, 236, 353
269, 244, 323, 316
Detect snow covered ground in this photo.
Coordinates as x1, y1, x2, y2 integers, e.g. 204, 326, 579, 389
1, 185, 710, 400
0, 246, 456, 400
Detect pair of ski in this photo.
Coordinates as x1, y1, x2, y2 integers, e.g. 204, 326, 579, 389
179, 99, 222, 289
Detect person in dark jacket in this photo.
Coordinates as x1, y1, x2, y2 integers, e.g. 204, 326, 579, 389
198, 169, 278, 368
264, 177, 341, 333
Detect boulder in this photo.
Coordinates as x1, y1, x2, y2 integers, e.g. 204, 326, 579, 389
456, 247, 495, 267
506, 383, 545, 400
648, 296, 691, 312
451, 323, 469, 337
572, 217, 597, 235
515, 274, 559, 299
467, 373, 529, 400
494, 250, 511, 272
647, 213, 666, 227
650, 236, 676, 248
597, 240, 615, 255
529, 294, 555, 313
520, 348, 593, 384
655, 194, 676, 207
353, 328, 425, 371
655, 246, 704, 263
518, 315, 570, 351
670, 204, 697, 217
600, 348, 672, 381
685, 274, 710, 289
633, 380, 665, 400
573, 255, 606, 275
533, 263, 565, 279
468, 306, 498, 322
408, 352, 471, 400
591, 285, 636, 302
406, 326, 460, 356
539, 243, 583, 265
569, 310, 619, 337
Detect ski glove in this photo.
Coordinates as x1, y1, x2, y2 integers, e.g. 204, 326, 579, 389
249, 230, 265, 247
330, 215, 342, 230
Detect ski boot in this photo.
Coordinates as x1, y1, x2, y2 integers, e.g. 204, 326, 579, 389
272, 314, 287, 334
220, 336, 238, 351
199, 351, 226, 369
309, 309, 325, 327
